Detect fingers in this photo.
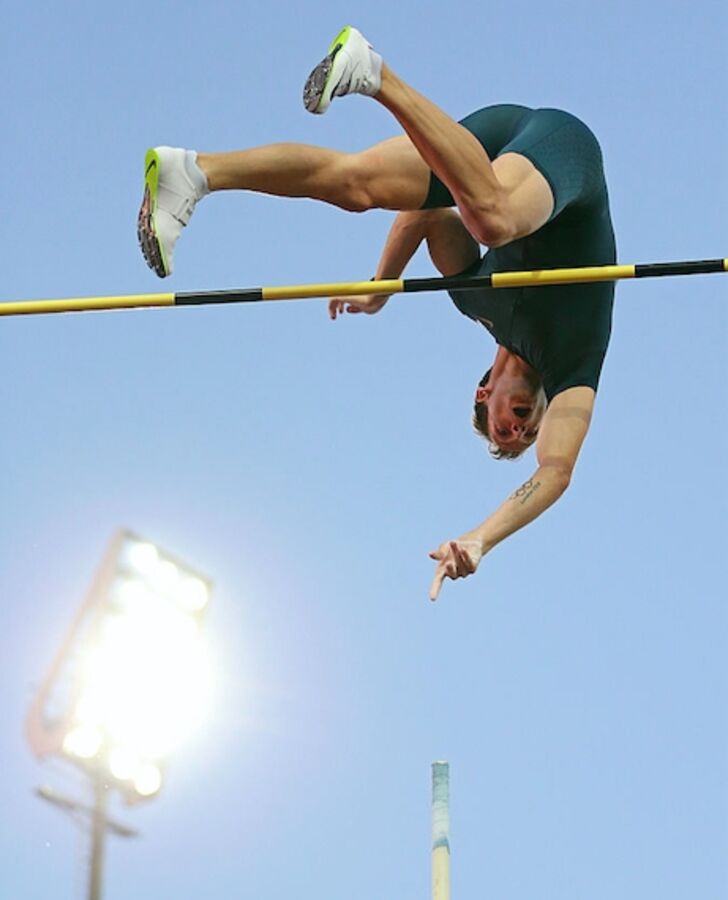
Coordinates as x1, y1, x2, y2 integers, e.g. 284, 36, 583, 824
329, 295, 390, 318
329, 299, 356, 319
439, 541, 475, 579
328, 298, 365, 319
450, 541, 476, 575
429, 568, 446, 602
428, 540, 479, 601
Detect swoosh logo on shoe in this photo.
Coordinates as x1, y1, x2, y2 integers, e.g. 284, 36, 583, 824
145, 158, 157, 177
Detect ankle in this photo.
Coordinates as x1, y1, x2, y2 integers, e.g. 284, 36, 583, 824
375, 64, 405, 106
183, 150, 210, 197
195, 153, 220, 191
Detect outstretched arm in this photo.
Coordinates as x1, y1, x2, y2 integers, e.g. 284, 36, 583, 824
429, 387, 595, 600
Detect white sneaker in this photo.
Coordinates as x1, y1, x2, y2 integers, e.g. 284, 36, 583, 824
137, 146, 208, 278
303, 26, 382, 114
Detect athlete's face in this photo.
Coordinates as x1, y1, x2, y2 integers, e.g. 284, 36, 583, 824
476, 377, 546, 454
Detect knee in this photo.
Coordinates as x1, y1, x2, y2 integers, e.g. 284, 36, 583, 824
455, 184, 517, 246
329, 155, 376, 213
461, 202, 517, 247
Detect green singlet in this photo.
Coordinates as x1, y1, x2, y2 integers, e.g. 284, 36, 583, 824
423, 105, 616, 401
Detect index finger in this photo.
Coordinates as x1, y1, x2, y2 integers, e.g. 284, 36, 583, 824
429, 567, 446, 602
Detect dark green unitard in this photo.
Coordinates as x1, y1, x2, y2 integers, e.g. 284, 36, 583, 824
423, 105, 616, 401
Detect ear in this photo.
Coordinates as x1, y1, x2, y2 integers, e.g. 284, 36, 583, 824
475, 386, 488, 404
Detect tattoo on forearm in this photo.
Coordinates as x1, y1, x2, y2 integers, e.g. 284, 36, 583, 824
510, 478, 542, 505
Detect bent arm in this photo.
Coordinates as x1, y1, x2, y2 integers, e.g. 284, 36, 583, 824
329, 211, 428, 317
373, 209, 437, 278
330, 209, 477, 317
375, 207, 480, 277
465, 387, 595, 554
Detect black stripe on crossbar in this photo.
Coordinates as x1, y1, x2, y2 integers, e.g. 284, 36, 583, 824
403, 274, 494, 293
634, 259, 725, 278
176, 289, 264, 306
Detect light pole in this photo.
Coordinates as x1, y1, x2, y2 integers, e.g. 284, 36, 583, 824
37, 779, 139, 900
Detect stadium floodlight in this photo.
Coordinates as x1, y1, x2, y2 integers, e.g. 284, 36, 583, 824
27, 529, 212, 801
26, 530, 213, 900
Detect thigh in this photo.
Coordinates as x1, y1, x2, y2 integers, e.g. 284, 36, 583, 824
355, 135, 433, 209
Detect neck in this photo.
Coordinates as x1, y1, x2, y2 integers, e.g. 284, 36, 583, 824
492, 346, 539, 386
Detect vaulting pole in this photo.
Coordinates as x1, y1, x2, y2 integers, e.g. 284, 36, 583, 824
432, 761, 451, 900
1, 257, 725, 317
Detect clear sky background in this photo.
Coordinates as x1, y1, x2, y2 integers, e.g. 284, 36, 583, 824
1, 1, 726, 898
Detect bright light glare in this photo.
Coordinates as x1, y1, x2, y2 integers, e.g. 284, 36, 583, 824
108, 747, 140, 781
178, 576, 210, 612
72, 603, 210, 767
149, 559, 180, 593
62, 534, 212, 795
119, 537, 209, 613
133, 762, 163, 797
114, 578, 153, 615
63, 724, 102, 759
125, 541, 159, 576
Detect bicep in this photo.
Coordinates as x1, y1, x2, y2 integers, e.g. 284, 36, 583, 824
536, 386, 595, 475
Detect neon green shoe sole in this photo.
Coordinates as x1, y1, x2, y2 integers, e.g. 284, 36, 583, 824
137, 148, 171, 277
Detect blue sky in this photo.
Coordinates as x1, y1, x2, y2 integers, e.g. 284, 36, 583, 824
1, 1, 726, 898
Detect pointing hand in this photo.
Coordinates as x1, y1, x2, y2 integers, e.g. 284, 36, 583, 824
428, 540, 483, 601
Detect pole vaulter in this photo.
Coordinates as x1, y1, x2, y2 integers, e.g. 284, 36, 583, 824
20, 24, 728, 600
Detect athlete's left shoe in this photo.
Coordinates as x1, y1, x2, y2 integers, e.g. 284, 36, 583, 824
303, 26, 383, 114
137, 147, 208, 278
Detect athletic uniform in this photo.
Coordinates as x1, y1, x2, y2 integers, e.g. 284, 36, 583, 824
424, 105, 616, 401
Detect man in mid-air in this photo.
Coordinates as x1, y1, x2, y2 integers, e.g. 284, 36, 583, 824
138, 26, 616, 601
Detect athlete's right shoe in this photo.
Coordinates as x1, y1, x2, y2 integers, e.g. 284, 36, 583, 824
303, 26, 383, 114
137, 147, 208, 278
